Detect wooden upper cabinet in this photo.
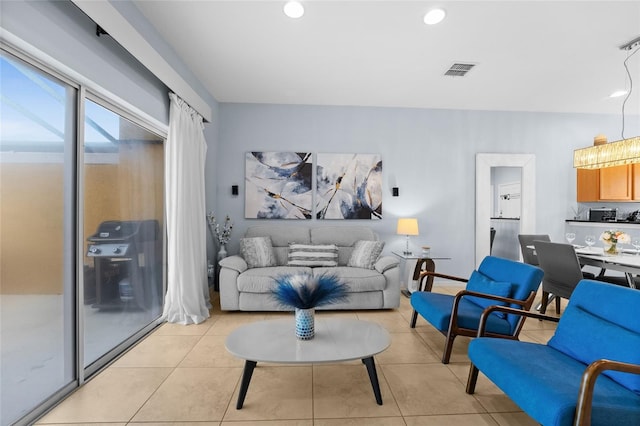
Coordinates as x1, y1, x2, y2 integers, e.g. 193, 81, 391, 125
599, 165, 632, 200
577, 168, 599, 202
634, 164, 640, 200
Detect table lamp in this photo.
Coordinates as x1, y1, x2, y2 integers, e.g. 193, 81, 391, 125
397, 218, 419, 255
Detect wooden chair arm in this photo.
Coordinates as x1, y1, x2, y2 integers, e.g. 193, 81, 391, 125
457, 290, 530, 307
476, 303, 560, 337
450, 290, 531, 333
575, 359, 640, 426
418, 270, 468, 283
416, 270, 468, 293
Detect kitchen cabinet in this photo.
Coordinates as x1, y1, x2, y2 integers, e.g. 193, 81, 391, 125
576, 164, 634, 202
599, 165, 632, 200
633, 164, 640, 200
576, 168, 599, 202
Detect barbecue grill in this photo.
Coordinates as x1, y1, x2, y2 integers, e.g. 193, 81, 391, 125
87, 220, 161, 310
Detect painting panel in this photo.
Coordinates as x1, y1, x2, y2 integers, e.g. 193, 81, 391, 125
245, 151, 313, 219
316, 153, 382, 219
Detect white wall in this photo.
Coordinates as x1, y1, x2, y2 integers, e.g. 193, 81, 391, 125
214, 103, 639, 277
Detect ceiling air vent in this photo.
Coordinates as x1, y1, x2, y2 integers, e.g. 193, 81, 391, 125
444, 63, 476, 77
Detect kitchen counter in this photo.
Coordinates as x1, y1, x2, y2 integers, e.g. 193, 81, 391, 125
566, 220, 640, 225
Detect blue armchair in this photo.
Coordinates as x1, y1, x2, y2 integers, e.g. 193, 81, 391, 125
466, 280, 640, 426
410, 256, 544, 363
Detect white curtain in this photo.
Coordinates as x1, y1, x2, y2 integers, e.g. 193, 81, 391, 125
162, 93, 210, 324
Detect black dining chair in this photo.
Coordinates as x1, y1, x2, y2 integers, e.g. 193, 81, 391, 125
533, 240, 594, 314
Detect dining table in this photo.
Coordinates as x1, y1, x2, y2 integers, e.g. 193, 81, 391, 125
525, 244, 640, 290
574, 247, 639, 289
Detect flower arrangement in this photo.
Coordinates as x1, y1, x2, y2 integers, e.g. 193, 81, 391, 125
271, 272, 349, 310
206, 213, 233, 245
600, 230, 630, 254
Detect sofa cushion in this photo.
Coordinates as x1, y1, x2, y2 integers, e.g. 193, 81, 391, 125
465, 270, 513, 319
245, 226, 311, 247
347, 240, 385, 269
313, 267, 386, 292
273, 247, 289, 266
548, 305, 640, 393
287, 243, 338, 267
238, 266, 312, 293
310, 226, 377, 246
240, 236, 277, 268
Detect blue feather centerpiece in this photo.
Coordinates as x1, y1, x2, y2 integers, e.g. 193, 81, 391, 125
271, 272, 349, 309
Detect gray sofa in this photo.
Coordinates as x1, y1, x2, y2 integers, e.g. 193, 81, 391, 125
218, 225, 400, 311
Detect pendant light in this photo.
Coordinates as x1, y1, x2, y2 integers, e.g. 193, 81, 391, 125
574, 36, 640, 169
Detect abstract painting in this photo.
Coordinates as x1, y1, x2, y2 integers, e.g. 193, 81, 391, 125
316, 153, 382, 219
245, 151, 313, 219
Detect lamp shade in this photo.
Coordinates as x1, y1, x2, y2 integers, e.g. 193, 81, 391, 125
397, 218, 419, 235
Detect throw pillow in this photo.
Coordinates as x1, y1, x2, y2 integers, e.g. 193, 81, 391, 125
548, 305, 640, 393
288, 243, 338, 267
240, 236, 277, 268
347, 240, 385, 269
465, 270, 513, 319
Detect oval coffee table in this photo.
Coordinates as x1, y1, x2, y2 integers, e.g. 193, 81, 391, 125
225, 317, 390, 409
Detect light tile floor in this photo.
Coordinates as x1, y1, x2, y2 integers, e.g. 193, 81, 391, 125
37, 287, 562, 426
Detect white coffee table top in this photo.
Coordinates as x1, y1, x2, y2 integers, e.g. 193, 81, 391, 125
225, 317, 390, 364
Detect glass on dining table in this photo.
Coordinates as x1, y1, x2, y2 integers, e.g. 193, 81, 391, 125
565, 232, 576, 245
633, 237, 640, 256
585, 235, 596, 250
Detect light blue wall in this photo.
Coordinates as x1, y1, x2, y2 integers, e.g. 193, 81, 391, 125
216, 103, 639, 277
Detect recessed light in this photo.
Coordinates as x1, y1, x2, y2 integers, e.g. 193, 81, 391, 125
424, 8, 446, 25
284, 1, 304, 19
610, 90, 628, 98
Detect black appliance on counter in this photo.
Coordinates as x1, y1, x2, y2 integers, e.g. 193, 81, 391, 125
627, 210, 640, 222
87, 220, 161, 310
588, 207, 617, 222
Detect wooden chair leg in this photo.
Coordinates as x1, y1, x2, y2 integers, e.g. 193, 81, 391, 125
442, 331, 456, 364
410, 310, 418, 328
466, 364, 479, 394
555, 295, 561, 314
540, 291, 549, 314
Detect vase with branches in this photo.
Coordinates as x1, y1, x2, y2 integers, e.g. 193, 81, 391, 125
206, 213, 233, 264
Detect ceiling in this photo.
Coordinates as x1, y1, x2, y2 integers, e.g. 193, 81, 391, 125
132, 1, 640, 115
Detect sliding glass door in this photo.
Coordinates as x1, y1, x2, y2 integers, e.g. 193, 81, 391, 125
1, 48, 166, 424
82, 98, 165, 369
0, 50, 77, 426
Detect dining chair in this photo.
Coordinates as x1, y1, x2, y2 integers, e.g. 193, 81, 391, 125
410, 255, 544, 363
533, 240, 593, 314
517, 234, 550, 265
490, 227, 496, 254
518, 234, 554, 311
